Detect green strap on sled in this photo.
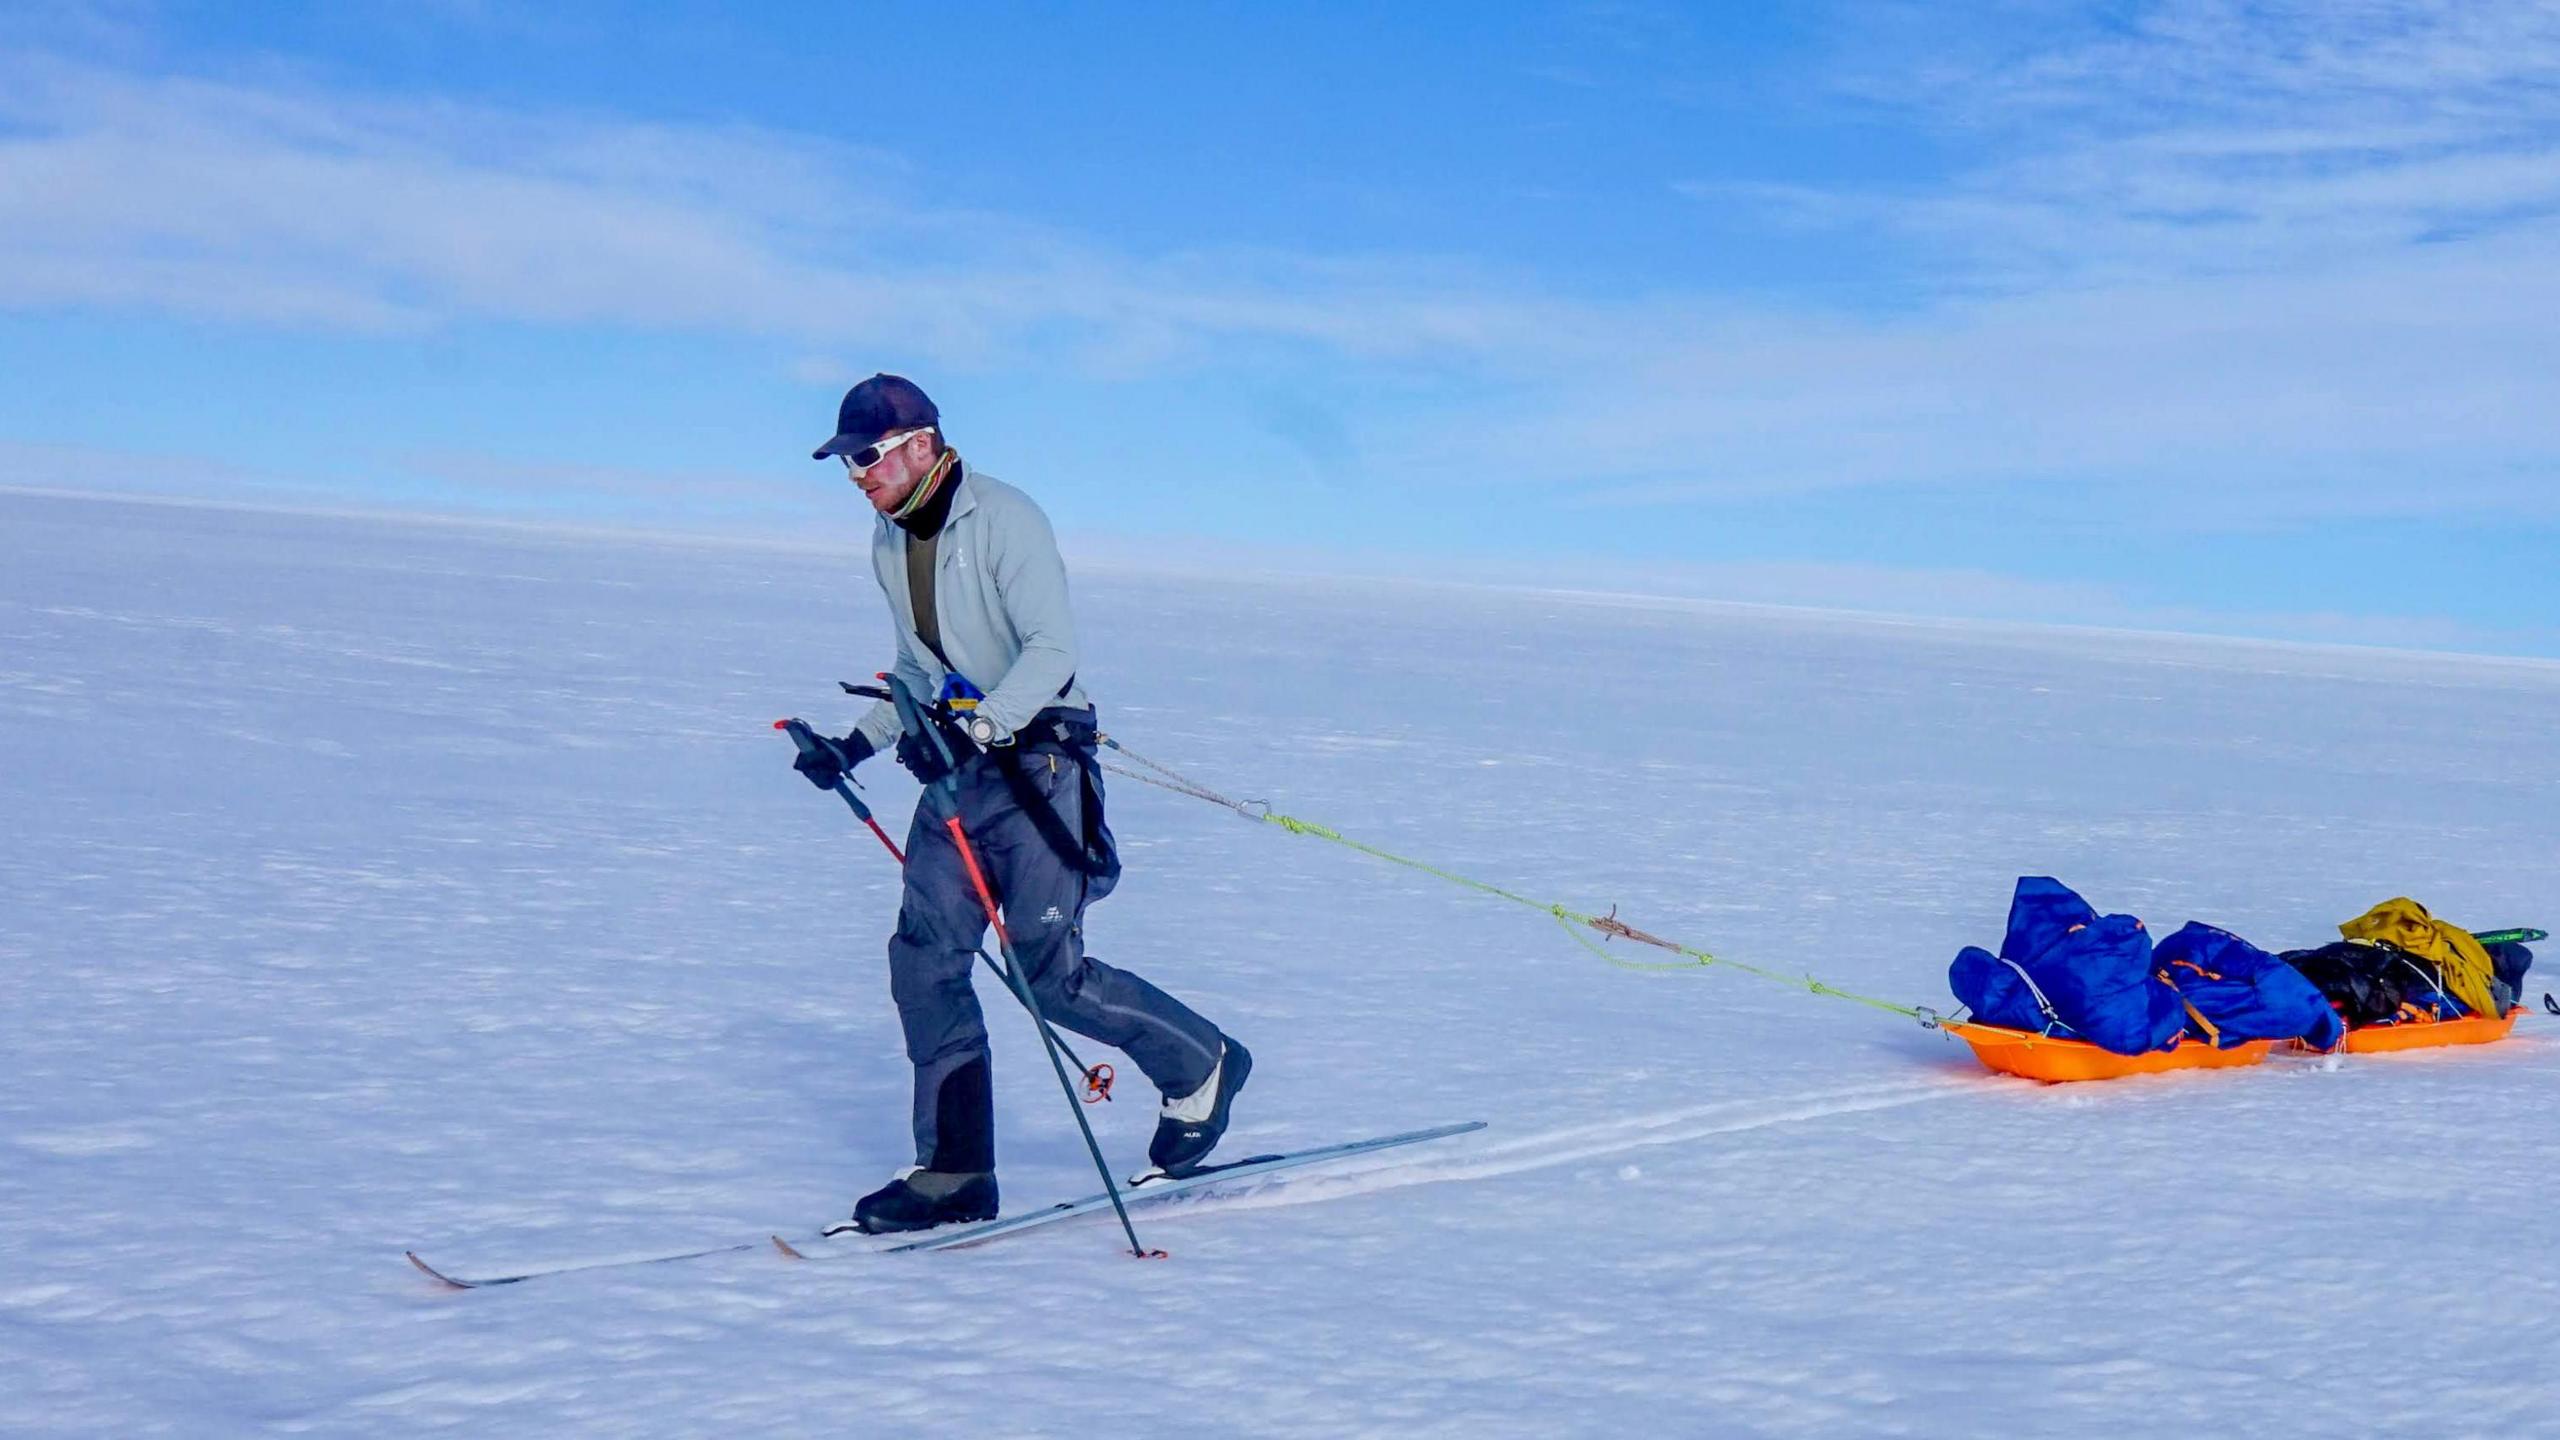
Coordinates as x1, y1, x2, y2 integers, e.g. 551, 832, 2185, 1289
2472, 927, 2547, 946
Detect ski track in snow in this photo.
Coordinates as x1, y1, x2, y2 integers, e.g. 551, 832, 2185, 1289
1171, 1080, 1986, 1216
5, 490, 2559, 1439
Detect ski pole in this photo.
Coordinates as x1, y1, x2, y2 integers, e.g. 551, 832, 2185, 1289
775, 718, 906, 862
879, 673, 1159, 1259
776, 716, 1114, 1101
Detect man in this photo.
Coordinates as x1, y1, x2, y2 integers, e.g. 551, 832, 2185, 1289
793, 374, 1251, 1235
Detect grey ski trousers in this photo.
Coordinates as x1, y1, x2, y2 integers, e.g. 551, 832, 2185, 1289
888, 748, 1224, 1171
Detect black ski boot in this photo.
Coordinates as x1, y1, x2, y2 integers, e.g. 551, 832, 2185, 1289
833, 1170, 999, 1236
1148, 1038, 1252, 1175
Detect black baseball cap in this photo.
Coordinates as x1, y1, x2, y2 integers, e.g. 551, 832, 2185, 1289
813, 373, 940, 461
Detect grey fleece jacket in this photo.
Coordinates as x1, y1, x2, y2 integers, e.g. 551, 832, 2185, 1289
851, 466, 1092, 753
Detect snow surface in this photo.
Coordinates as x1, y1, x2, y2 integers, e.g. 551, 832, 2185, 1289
4, 487, 2556, 1438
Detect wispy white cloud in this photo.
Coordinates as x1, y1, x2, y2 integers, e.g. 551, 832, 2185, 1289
1800, 0, 2560, 286
1594, 0, 2560, 515
2, 5, 2557, 529
0, 55, 933, 335
0, 53, 1575, 367
1421, 221, 2560, 523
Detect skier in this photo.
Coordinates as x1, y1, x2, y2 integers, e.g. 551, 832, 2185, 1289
794, 374, 1252, 1234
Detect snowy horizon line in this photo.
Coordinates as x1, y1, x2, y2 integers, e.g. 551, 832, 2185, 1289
14, 480, 2559, 677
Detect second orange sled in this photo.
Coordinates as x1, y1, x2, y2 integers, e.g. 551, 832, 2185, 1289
2298, 1007, 2524, 1055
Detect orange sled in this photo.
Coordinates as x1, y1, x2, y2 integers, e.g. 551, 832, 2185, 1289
2298, 1007, 2524, 1055
1944, 1022, 2274, 1083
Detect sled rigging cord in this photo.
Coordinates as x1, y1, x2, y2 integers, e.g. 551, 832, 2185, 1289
1095, 736, 1940, 1028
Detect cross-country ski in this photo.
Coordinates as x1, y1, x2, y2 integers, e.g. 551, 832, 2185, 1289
786, 1121, 1489, 1258
407, 1122, 1484, 1287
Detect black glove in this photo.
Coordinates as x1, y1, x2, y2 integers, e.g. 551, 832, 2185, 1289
894, 729, 955, 787
792, 730, 874, 790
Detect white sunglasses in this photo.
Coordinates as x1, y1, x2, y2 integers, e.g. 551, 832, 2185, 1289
840, 426, 935, 476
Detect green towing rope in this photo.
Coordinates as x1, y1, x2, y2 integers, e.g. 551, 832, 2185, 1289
1097, 737, 1940, 1026
1098, 741, 2548, 1031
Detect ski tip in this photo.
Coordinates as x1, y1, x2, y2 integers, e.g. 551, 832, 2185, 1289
770, 1235, 807, 1260
405, 1250, 472, 1290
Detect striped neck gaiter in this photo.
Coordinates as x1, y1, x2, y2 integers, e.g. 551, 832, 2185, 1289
891, 447, 960, 532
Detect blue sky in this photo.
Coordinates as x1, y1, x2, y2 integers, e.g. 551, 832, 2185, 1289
4, 1, 2558, 654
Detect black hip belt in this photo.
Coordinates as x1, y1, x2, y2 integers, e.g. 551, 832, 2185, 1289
982, 706, 1116, 881
1011, 705, 1101, 757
